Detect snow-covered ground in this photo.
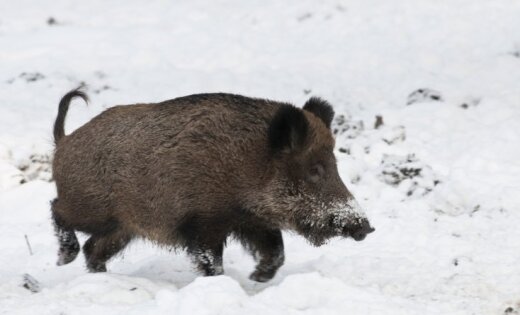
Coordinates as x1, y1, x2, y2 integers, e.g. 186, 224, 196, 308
1, 0, 520, 314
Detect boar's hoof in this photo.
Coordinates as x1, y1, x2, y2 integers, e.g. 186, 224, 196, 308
56, 245, 80, 266
86, 261, 107, 273
249, 270, 276, 282
201, 265, 224, 277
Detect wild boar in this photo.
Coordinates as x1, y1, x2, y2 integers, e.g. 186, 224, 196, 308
51, 90, 374, 282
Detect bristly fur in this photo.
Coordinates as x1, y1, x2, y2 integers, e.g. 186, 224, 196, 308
268, 104, 309, 153
302, 97, 335, 129
50, 91, 372, 282
53, 88, 88, 144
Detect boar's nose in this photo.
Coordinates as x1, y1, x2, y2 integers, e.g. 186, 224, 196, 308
351, 221, 375, 242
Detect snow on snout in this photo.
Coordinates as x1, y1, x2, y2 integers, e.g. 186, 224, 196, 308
330, 198, 370, 229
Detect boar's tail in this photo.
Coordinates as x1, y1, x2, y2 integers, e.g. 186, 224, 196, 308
53, 89, 89, 144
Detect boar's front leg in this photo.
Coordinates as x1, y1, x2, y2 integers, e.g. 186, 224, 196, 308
235, 226, 285, 282
187, 243, 224, 276
179, 214, 226, 276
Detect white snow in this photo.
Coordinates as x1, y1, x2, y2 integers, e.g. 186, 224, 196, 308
1, 0, 520, 314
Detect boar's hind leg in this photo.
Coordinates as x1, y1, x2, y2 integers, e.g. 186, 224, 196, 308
51, 199, 80, 266
187, 243, 224, 277
235, 227, 285, 282
83, 229, 132, 272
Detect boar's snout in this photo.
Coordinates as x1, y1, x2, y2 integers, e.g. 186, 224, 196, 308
331, 198, 375, 242
349, 218, 375, 241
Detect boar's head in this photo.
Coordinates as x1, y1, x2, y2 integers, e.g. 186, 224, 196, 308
266, 97, 374, 246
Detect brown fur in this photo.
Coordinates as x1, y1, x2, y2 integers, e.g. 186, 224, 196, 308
51, 91, 373, 281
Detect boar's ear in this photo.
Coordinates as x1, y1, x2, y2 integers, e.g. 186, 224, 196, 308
303, 97, 335, 129
269, 105, 309, 153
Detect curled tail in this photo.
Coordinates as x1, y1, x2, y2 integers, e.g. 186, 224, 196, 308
53, 89, 88, 144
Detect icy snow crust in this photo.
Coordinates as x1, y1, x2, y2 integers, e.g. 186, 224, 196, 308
1, 0, 520, 314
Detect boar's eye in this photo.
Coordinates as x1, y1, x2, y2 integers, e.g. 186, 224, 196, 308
308, 163, 325, 183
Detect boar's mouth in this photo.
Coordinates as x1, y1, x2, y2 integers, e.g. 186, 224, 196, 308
295, 219, 375, 246
294, 199, 374, 245
293, 219, 337, 247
